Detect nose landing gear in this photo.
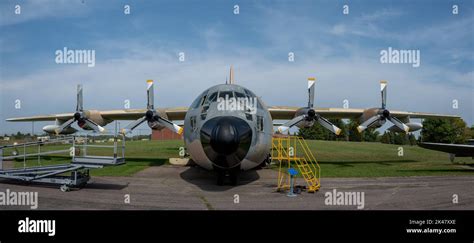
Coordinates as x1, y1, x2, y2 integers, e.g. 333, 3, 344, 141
215, 166, 240, 186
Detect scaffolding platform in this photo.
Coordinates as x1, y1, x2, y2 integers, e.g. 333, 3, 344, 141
72, 156, 125, 166
0, 134, 126, 192
0, 164, 99, 192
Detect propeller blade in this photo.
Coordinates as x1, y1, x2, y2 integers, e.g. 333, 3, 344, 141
277, 115, 305, 133
357, 115, 382, 133
317, 116, 342, 135
147, 80, 154, 110
121, 116, 147, 134
76, 84, 83, 111
387, 116, 410, 133
308, 77, 316, 108
380, 80, 387, 109
156, 116, 184, 135
55, 118, 76, 135
84, 118, 106, 133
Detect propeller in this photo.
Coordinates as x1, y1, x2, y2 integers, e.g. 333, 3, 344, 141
121, 80, 184, 135
357, 81, 409, 133
278, 77, 342, 135
55, 85, 106, 135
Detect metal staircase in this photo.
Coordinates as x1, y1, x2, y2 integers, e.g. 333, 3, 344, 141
271, 134, 321, 193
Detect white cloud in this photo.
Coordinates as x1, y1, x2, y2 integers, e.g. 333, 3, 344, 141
358, 8, 404, 22
0, 0, 91, 27
330, 24, 346, 36
1, 3, 472, 134
1, 42, 471, 135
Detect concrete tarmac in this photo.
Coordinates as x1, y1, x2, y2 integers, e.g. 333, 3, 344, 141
0, 165, 472, 210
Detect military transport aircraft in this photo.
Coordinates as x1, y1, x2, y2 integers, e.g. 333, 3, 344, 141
6, 68, 459, 185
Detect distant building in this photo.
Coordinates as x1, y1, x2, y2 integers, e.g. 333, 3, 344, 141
37, 136, 50, 142
75, 137, 87, 144
3, 137, 10, 141
151, 128, 183, 140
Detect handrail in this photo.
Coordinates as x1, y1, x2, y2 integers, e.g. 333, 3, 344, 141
0, 136, 74, 149
1, 134, 126, 170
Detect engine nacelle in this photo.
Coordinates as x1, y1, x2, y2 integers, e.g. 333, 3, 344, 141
360, 108, 387, 128
373, 119, 386, 128
293, 107, 315, 128
296, 120, 315, 129
388, 122, 422, 132
388, 122, 423, 132
81, 110, 108, 129
147, 109, 172, 130
148, 121, 166, 130
43, 125, 77, 135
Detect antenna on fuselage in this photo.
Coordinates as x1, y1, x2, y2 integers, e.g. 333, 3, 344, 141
229, 65, 235, 84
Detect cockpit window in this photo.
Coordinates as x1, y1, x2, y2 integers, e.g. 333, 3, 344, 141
200, 95, 207, 106
256, 97, 264, 109
190, 91, 206, 109
218, 91, 234, 99
243, 88, 255, 98
234, 92, 246, 99
235, 92, 250, 111
241, 89, 263, 110
206, 92, 218, 104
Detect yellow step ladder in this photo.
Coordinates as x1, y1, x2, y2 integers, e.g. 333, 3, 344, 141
272, 135, 321, 193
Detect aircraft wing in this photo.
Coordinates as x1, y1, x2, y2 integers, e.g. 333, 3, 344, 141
388, 110, 460, 119
5, 107, 189, 122
419, 142, 474, 157
99, 107, 189, 121
7, 106, 459, 122
267, 106, 460, 120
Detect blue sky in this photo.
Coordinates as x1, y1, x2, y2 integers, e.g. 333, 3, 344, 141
0, 0, 473, 134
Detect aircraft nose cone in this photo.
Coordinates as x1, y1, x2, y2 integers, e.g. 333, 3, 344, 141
210, 120, 239, 154
200, 116, 252, 168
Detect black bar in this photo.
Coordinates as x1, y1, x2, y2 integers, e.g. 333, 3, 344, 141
0, 210, 472, 242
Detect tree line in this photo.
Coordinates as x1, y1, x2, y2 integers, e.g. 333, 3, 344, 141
297, 118, 473, 145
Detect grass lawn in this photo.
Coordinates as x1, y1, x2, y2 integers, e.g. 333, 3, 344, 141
303, 140, 473, 177
4, 139, 473, 178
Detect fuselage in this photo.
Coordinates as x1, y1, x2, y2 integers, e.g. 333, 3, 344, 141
183, 84, 273, 171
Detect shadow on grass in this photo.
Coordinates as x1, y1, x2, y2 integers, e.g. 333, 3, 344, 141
179, 166, 260, 192
318, 160, 417, 167
163, 147, 182, 152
